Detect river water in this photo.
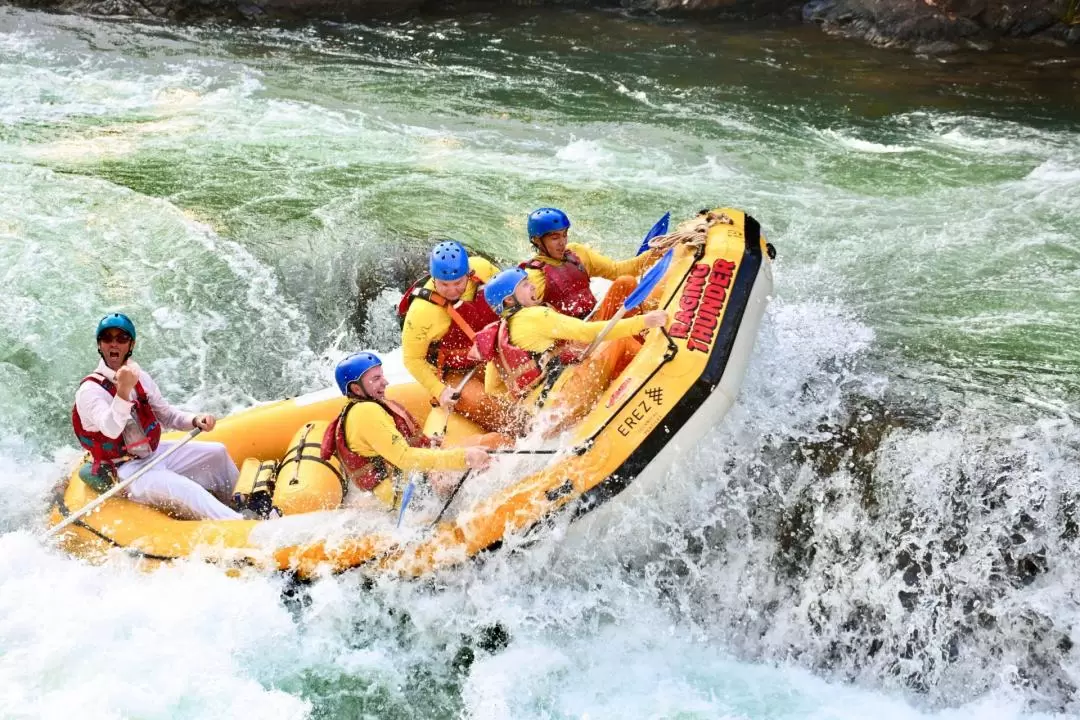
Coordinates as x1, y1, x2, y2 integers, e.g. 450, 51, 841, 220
2, 6, 1079, 718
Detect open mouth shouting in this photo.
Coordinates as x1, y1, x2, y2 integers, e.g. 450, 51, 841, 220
97, 330, 132, 368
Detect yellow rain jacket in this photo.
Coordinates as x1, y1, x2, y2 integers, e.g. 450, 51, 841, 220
402, 256, 500, 400
483, 307, 647, 396
343, 402, 467, 473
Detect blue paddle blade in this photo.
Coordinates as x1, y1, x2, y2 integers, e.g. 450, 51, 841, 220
636, 212, 670, 255
396, 480, 416, 528
624, 248, 674, 310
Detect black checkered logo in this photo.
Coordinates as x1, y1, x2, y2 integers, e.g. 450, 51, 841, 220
645, 387, 663, 406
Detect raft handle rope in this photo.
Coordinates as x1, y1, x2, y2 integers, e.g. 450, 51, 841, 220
646, 210, 730, 252
430, 438, 595, 526
490, 439, 592, 456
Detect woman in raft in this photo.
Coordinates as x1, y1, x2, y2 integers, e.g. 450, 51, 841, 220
470, 268, 668, 435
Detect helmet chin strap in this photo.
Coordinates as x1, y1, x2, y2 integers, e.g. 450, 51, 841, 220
348, 377, 376, 401
537, 235, 565, 260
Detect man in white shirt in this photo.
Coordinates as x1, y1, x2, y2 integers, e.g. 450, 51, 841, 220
72, 313, 241, 521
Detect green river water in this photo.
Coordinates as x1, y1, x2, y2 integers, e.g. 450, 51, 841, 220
1, 6, 1079, 718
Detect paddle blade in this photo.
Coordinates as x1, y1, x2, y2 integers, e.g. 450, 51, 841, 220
636, 212, 670, 255
396, 480, 416, 528
624, 248, 674, 310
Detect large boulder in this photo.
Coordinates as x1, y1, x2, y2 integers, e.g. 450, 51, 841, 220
802, 0, 1080, 49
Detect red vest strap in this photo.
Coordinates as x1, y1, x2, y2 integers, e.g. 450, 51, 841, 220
324, 399, 429, 492
520, 252, 595, 319
444, 303, 477, 341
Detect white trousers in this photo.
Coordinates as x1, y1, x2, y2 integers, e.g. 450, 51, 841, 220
117, 440, 242, 521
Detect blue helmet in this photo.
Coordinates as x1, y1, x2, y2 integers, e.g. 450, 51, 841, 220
429, 240, 470, 281
484, 268, 528, 316
335, 352, 382, 396
527, 208, 570, 240
96, 313, 136, 342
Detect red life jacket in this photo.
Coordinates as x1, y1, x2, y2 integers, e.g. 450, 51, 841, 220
521, 250, 595, 319
474, 313, 579, 400
398, 272, 499, 372
71, 373, 162, 473
319, 398, 432, 492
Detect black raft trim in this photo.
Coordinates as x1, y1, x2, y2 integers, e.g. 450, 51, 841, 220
50, 480, 178, 562
572, 214, 763, 516
452, 215, 765, 566
470, 214, 763, 545
572, 214, 763, 517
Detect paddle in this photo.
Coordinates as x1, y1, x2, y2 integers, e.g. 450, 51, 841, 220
636, 212, 670, 255
425, 223, 673, 528
398, 366, 480, 526
580, 247, 674, 359
396, 476, 417, 528
430, 469, 473, 527
46, 428, 203, 539
434, 365, 479, 438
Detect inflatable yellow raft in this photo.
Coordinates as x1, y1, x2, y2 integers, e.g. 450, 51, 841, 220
48, 208, 774, 580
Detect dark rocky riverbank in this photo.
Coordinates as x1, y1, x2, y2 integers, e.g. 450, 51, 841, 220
803, 0, 1080, 52
4, 0, 1080, 51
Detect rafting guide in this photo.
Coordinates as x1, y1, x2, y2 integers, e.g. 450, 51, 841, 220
71, 313, 242, 520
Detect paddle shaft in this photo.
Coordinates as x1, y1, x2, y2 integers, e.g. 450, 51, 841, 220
579, 306, 627, 359
431, 438, 591, 526
435, 365, 480, 437
431, 468, 473, 526
396, 475, 418, 528
431, 243, 670, 524
576, 247, 672, 362
47, 428, 203, 538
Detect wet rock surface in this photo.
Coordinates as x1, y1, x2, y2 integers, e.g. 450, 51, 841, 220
802, 0, 1080, 51
4, 0, 1079, 50
641, 393, 1080, 713
7, 0, 429, 22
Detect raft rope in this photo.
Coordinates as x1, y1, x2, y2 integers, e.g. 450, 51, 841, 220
646, 209, 733, 251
